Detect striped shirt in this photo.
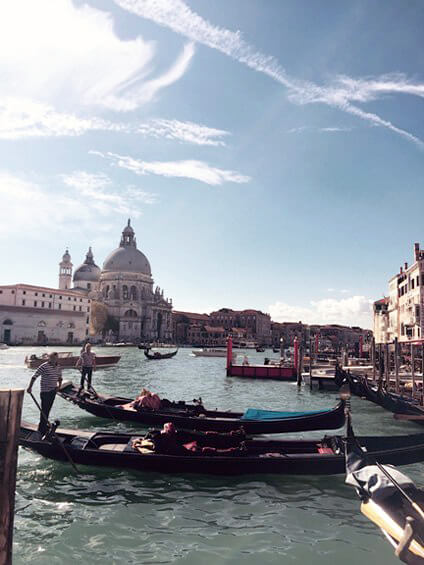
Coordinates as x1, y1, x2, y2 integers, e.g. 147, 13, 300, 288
33, 362, 62, 392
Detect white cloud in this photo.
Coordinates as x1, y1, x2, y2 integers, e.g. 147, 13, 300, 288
288, 126, 352, 134
0, 170, 157, 237
116, 0, 424, 147
136, 118, 230, 146
93, 151, 250, 185
0, 98, 127, 139
0, 0, 195, 137
62, 170, 158, 215
269, 295, 373, 328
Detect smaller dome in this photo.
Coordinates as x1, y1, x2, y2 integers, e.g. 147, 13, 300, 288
73, 247, 101, 282
62, 249, 71, 263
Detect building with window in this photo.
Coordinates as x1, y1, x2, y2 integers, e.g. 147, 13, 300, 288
209, 308, 272, 345
0, 284, 90, 345
374, 243, 424, 343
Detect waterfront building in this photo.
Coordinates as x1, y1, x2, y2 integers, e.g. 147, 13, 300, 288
0, 283, 90, 345
209, 308, 272, 345
374, 242, 424, 343
172, 311, 211, 345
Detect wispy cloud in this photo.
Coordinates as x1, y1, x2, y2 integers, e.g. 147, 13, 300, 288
0, 170, 157, 237
62, 171, 157, 215
0, 0, 195, 139
269, 295, 373, 327
115, 0, 424, 147
288, 125, 352, 134
137, 118, 230, 146
0, 98, 126, 139
92, 151, 250, 186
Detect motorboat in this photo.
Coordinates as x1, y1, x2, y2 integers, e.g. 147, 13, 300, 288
192, 349, 227, 357
25, 351, 120, 369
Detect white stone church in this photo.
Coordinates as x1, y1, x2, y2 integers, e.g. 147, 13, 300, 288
0, 221, 173, 345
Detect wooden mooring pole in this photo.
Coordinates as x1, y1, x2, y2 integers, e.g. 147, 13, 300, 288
371, 337, 376, 382
394, 338, 400, 394
0, 389, 24, 565
411, 343, 416, 394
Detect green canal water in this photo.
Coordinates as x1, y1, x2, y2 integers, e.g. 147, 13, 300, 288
2, 346, 423, 564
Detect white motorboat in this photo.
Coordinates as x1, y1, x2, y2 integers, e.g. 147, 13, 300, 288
0, 343, 9, 350
192, 349, 227, 357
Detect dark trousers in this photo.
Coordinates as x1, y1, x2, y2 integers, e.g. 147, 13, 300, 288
80, 366, 93, 389
38, 390, 56, 436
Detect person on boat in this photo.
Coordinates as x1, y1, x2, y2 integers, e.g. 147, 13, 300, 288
242, 355, 249, 366
130, 388, 161, 410
76, 343, 96, 393
27, 351, 62, 436
133, 422, 187, 455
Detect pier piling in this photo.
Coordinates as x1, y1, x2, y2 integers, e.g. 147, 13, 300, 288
0, 389, 24, 565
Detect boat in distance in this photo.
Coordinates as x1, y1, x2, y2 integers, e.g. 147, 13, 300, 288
192, 349, 227, 357
20, 421, 424, 476
144, 348, 178, 360
25, 351, 121, 369
57, 381, 346, 434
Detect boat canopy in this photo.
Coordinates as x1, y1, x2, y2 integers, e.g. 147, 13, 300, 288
241, 407, 329, 421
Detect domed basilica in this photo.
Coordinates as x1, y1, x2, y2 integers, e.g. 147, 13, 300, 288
59, 220, 173, 342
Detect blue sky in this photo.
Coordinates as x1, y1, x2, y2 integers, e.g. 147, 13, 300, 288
1, 0, 423, 329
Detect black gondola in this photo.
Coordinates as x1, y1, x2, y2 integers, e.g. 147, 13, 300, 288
57, 382, 346, 434
346, 420, 424, 563
20, 421, 424, 476
144, 349, 178, 360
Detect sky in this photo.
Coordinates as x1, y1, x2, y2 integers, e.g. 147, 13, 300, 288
1, 0, 424, 330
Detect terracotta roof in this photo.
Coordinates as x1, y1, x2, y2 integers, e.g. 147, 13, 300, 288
173, 310, 210, 321
0, 304, 85, 317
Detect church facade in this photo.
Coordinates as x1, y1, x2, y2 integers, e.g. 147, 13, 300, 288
66, 220, 173, 343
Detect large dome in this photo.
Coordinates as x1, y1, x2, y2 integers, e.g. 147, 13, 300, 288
73, 247, 101, 282
102, 220, 152, 276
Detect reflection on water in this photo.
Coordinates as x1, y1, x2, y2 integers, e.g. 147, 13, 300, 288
1, 346, 412, 563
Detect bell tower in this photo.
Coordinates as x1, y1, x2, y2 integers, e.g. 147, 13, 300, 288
59, 249, 73, 290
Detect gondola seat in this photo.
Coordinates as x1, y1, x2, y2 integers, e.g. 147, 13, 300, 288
98, 443, 127, 452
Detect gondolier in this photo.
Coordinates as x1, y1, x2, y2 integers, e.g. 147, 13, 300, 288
27, 351, 62, 436
76, 343, 96, 392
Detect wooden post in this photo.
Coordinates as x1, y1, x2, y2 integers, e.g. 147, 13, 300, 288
0, 389, 24, 565
421, 343, 424, 405
309, 337, 313, 390
411, 343, 416, 395
296, 343, 303, 387
377, 344, 383, 391
384, 343, 390, 389
371, 337, 376, 382
395, 338, 400, 394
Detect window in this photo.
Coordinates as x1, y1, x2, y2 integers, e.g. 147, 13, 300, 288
412, 280, 415, 290
48, 303, 52, 309
34, 301, 37, 307
58, 304, 62, 310
87, 307, 90, 313
11, 290, 15, 294
49, 294, 52, 298
59, 295, 62, 300
123, 285, 129, 300
42, 293, 45, 297
35, 292, 38, 296
23, 291, 26, 295
68, 297, 71, 301
79, 306, 82, 311
74, 298, 77, 302
80, 298, 82, 302
22, 300, 25, 306
41, 302, 45, 307
87, 283, 91, 291
73, 306, 76, 311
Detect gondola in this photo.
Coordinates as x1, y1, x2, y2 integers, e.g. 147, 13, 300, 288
20, 421, 424, 477
358, 378, 424, 422
346, 420, 424, 563
57, 381, 346, 434
144, 348, 178, 360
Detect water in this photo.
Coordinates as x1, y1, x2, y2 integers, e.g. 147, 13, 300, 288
2, 346, 423, 564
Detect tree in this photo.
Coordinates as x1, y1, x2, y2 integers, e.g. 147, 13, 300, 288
89, 301, 108, 336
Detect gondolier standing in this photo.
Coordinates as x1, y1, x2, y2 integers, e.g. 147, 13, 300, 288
27, 351, 62, 436
76, 343, 96, 392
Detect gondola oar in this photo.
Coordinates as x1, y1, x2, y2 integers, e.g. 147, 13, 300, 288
28, 391, 79, 474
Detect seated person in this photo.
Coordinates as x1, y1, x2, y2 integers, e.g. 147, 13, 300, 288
133, 422, 188, 455
126, 388, 161, 411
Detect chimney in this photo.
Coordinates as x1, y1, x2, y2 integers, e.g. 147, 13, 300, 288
415, 243, 420, 260
405, 262, 408, 270
400, 267, 403, 274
